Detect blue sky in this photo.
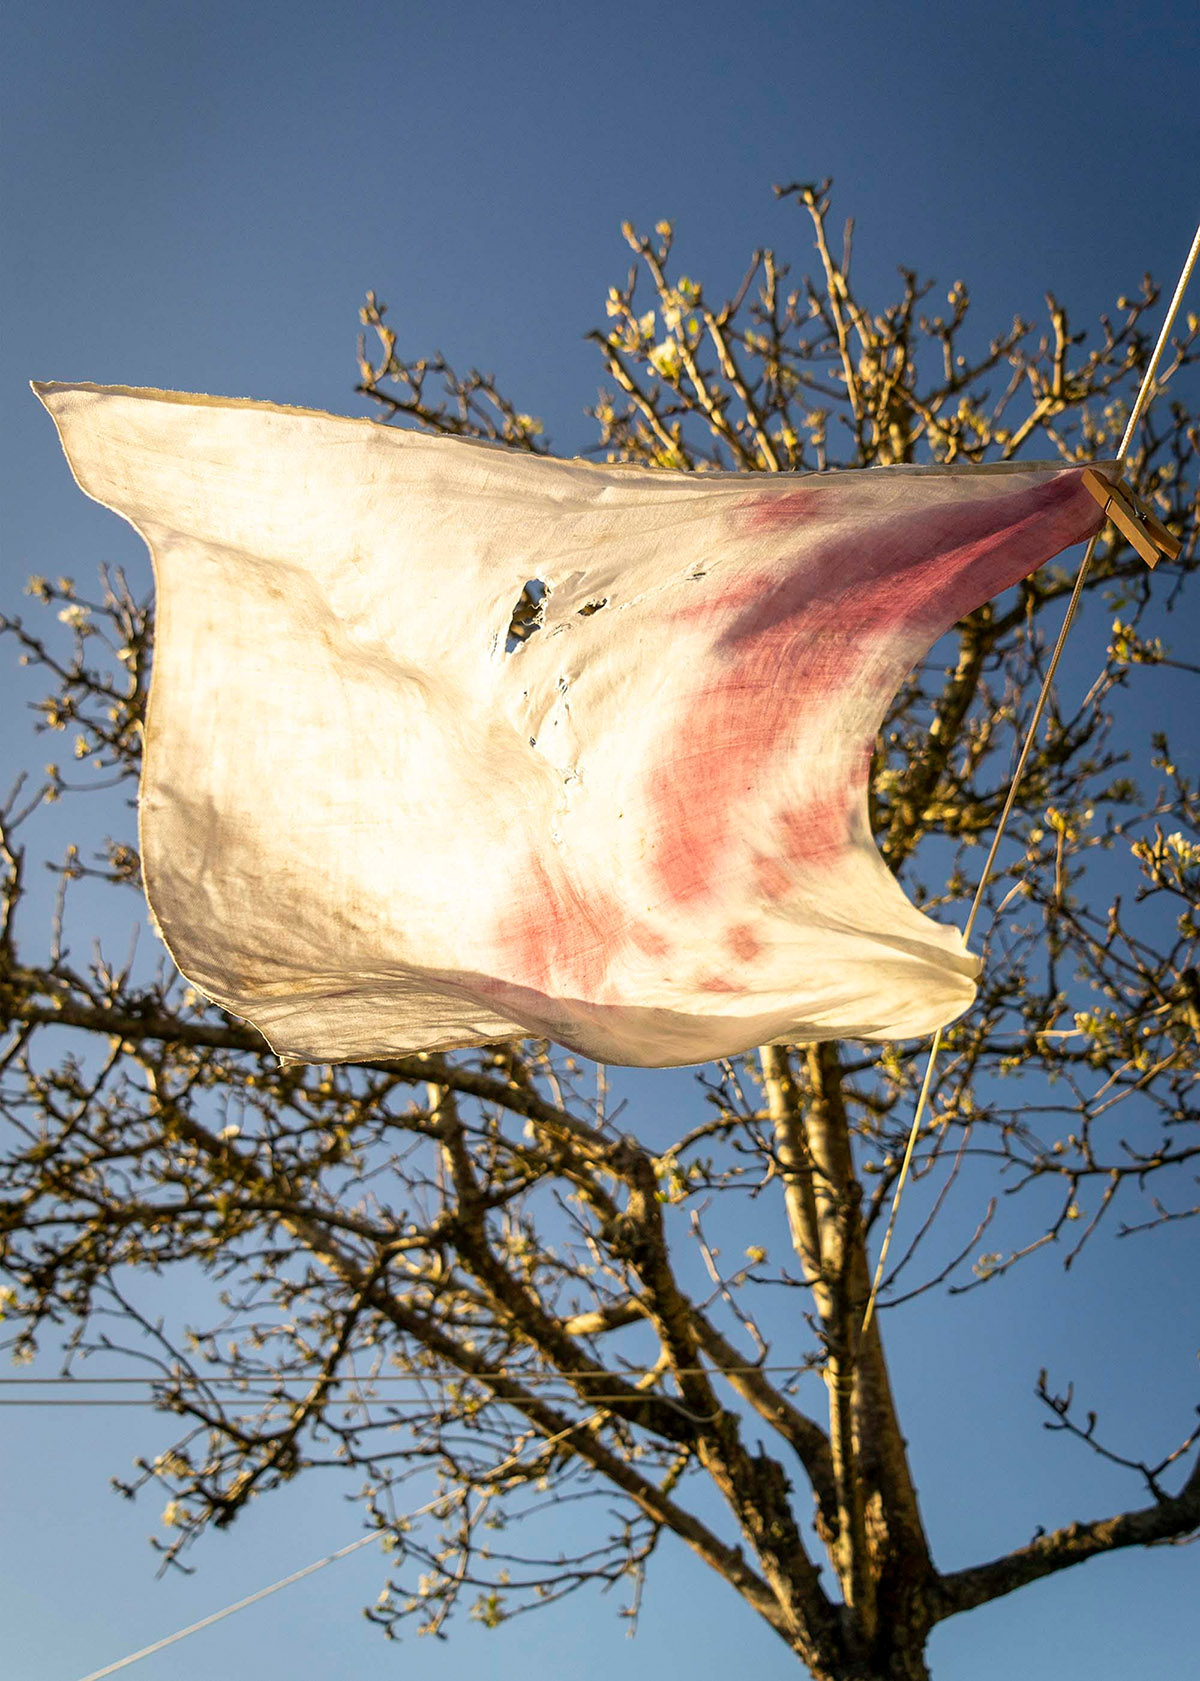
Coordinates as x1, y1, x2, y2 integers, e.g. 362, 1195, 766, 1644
2, 3, 1199, 1679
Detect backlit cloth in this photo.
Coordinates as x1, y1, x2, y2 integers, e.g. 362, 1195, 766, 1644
36, 383, 1107, 1067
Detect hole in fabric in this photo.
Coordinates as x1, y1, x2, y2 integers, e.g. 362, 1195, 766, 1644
506, 579, 548, 653
577, 597, 608, 616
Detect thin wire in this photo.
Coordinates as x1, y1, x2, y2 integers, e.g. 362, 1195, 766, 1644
76, 1411, 600, 1681
861, 216, 1200, 1338
0, 1388, 764, 1410
0, 1360, 812, 1389
78, 1536, 379, 1681
0, 1367, 815, 1410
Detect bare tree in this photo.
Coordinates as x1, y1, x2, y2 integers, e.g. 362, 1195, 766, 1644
2, 182, 1197, 1681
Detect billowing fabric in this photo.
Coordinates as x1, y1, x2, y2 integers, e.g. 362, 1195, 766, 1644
37, 382, 1107, 1068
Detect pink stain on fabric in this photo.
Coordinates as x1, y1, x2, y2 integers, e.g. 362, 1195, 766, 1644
644, 473, 1099, 911
490, 470, 1102, 1003
628, 922, 671, 960
726, 924, 764, 963
493, 855, 628, 997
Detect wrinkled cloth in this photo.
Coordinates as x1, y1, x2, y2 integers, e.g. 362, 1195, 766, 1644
37, 382, 1107, 1067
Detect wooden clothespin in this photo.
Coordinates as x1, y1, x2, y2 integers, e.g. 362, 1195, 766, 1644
1081, 469, 1182, 569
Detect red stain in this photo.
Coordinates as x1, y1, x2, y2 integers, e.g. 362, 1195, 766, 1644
483, 470, 1103, 1005
493, 854, 627, 997
737, 487, 828, 531
778, 790, 854, 869
647, 472, 1102, 910
726, 923, 763, 962
752, 854, 793, 900
628, 921, 670, 959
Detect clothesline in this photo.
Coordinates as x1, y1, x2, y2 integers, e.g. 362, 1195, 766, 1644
3, 1357, 831, 1412
0, 1393, 765, 1408
75, 1410, 608, 1681
0, 1360, 824, 1386
861, 213, 1200, 1335
2, 1386, 814, 1411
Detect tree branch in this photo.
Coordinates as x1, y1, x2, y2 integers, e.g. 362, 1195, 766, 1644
937, 1453, 1200, 1619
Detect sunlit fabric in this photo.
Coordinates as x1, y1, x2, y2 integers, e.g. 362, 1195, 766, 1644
37, 383, 1107, 1067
